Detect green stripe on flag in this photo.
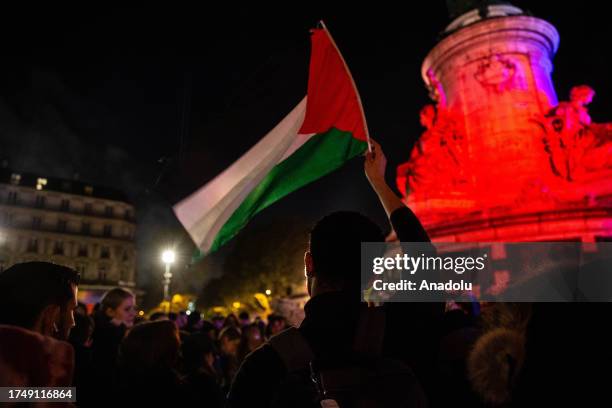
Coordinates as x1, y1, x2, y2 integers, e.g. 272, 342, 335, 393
192, 128, 367, 262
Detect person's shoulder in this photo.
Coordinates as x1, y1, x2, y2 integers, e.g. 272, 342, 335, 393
241, 342, 284, 371
227, 343, 288, 407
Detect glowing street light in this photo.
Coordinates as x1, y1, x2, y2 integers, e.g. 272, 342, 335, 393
162, 249, 176, 264
161, 249, 176, 303
265, 289, 272, 296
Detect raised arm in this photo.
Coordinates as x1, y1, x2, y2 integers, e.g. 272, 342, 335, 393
365, 139, 404, 218
365, 139, 430, 242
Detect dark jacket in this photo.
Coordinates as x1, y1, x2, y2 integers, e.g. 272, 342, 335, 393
91, 313, 127, 394
183, 369, 225, 408
227, 207, 444, 407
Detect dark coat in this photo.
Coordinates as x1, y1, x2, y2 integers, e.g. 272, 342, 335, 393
227, 207, 444, 407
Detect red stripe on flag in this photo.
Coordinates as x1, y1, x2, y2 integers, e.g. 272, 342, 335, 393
298, 28, 368, 142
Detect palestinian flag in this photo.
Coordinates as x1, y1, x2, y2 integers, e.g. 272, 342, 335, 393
173, 25, 370, 256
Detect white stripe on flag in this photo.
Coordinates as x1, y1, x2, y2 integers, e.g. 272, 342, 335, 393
173, 96, 313, 253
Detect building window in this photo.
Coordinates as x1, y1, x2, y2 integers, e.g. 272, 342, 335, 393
27, 238, 38, 253
81, 222, 91, 235
103, 225, 112, 237
76, 263, 86, 276
122, 250, 129, 262
32, 216, 42, 230
53, 241, 64, 256
100, 246, 110, 259
7, 191, 17, 204
84, 203, 92, 215
10, 174, 21, 185
57, 219, 67, 233
60, 199, 70, 211
36, 178, 47, 191
78, 244, 88, 257
125, 209, 132, 221
35, 195, 45, 208
105, 206, 114, 217
99, 265, 108, 281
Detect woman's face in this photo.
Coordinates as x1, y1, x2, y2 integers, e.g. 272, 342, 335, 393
109, 297, 136, 327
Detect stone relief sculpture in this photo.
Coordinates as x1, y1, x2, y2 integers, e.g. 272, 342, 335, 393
474, 54, 516, 92
535, 85, 612, 181
398, 70, 466, 196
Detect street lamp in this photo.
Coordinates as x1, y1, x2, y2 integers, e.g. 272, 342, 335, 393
161, 249, 176, 304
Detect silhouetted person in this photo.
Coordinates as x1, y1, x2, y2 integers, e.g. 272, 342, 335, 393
181, 332, 224, 407
228, 140, 440, 407
265, 314, 287, 339
217, 325, 241, 393
69, 312, 95, 406
238, 311, 250, 328
224, 313, 239, 328
91, 288, 135, 395
238, 323, 264, 362
115, 320, 187, 404
185, 310, 203, 332
149, 311, 168, 321
201, 319, 218, 342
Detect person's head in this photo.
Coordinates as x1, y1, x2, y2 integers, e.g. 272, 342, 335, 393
218, 326, 241, 356
200, 319, 217, 341
118, 320, 180, 373
181, 332, 216, 373
186, 310, 202, 331
241, 323, 263, 351
100, 288, 136, 327
0, 262, 80, 340
305, 211, 384, 297
266, 314, 287, 337
238, 311, 250, 326
149, 311, 167, 321
224, 313, 239, 328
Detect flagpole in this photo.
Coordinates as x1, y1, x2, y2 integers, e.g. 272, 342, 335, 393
319, 20, 372, 152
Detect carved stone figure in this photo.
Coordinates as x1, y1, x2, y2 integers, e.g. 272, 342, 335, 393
536, 85, 612, 181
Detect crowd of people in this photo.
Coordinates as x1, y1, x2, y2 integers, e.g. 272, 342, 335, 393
0, 265, 289, 407
0, 141, 610, 407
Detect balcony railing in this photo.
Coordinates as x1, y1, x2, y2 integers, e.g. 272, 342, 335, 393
3, 199, 135, 222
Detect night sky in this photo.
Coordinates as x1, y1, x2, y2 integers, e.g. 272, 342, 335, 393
1, 2, 610, 303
